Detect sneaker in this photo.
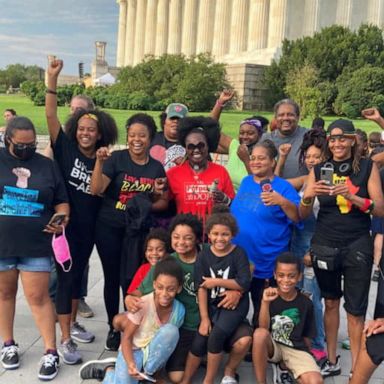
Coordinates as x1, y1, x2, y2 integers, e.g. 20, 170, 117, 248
220, 375, 238, 384
38, 352, 59, 381
320, 355, 341, 377
372, 269, 380, 282
70, 322, 95, 343
105, 329, 121, 351
58, 339, 82, 365
1, 343, 20, 369
78, 298, 94, 318
79, 357, 117, 381
271, 363, 294, 384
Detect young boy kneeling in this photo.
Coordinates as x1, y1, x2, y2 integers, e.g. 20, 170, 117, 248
252, 252, 323, 384
79, 258, 185, 383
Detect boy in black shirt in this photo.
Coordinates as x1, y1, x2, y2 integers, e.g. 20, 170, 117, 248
252, 252, 323, 384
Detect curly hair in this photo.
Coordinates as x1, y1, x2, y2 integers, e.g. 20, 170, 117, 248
178, 116, 220, 153
126, 113, 157, 142
298, 129, 327, 166
169, 213, 203, 242
64, 109, 118, 148
206, 211, 238, 237
144, 228, 171, 254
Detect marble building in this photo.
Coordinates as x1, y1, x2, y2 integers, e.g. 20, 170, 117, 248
115, 0, 384, 109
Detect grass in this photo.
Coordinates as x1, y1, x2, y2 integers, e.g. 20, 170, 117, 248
0, 94, 381, 143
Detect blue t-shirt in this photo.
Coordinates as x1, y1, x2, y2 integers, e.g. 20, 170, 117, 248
231, 175, 300, 279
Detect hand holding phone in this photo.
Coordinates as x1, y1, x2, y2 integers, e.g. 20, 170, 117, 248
320, 166, 333, 186
48, 213, 67, 226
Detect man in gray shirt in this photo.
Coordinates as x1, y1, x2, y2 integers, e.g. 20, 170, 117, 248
262, 99, 307, 178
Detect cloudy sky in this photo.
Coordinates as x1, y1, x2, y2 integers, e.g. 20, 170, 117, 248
0, 0, 118, 75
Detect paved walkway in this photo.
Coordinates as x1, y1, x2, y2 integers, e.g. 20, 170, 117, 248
1, 248, 383, 384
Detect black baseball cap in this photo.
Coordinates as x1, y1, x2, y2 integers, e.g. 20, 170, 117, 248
327, 119, 356, 135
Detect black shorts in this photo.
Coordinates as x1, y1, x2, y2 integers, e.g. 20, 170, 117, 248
366, 332, 384, 366
166, 328, 196, 372
312, 235, 373, 317
223, 321, 253, 353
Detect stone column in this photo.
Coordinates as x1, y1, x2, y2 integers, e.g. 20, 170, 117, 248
367, 0, 384, 26
133, 0, 147, 65
267, 0, 287, 48
155, 0, 169, 56
336, 0, 351, 27
181, 0, 198, 56
248, 0, 269, 50
303, 0, 319, 36
168, 0, 182, 54
196, 0, 215, 54
144, 0, 158, 55
212, 0, 232, 57
124, 0, 137, 66
230, 0, 249, 53
116, 0, 127, 67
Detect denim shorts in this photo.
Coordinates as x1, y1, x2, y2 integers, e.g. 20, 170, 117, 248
0, 257, 52, 272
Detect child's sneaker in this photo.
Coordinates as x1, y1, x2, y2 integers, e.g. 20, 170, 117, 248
70, 322, 95, 343
58, 339, 82, 365
1, 342, 20, 369
271, 363, 294, 384
320, 355, 341, 377
79, 357, 117, 381
38, 352, 59, 381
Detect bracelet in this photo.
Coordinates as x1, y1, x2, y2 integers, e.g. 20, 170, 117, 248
359, 198, 375, 214
300, 197, 313, 207
46, 89, 57, 95
215, 100, 224, 108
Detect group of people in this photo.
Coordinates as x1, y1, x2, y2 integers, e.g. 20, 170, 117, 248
0, 58, 383, 384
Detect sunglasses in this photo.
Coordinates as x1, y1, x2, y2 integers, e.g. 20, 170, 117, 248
10, 140, 37, 150
186, 142, 206, 151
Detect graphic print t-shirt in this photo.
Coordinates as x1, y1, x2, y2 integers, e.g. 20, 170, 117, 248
0, 149, 68, 258
194, 246, 251, 307
150, 132, 186, 171
314, 158, 372, 244
269, 291, 316, 351
52, 130, 101, 225
98, 150, 166, 228
167, 161, 235, 217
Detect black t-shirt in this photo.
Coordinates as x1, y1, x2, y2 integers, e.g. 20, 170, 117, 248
98, 150, 166, 228
52, 130, 101, 226
149, 132, 186, 171
269, 291, 316, 351
194, 245, 251, 307
0, 148, 68, 258
313, 158, 372, 245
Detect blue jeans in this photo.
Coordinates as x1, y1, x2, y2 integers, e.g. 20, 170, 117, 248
103, 324, 180, 384
303, 266, 325, 350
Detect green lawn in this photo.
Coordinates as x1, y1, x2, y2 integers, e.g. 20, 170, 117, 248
0, 94, 381, 143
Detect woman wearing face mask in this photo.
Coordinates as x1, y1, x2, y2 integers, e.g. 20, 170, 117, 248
166, 116, 235, 219
230, 140, 300, 327
210, 90, 268, 191
0, 117, 69, 380
45, 59, 118, 365
300, 119, 384, 378
91, 113, 168, 352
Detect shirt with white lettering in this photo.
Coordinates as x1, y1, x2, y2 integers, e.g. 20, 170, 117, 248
52, 129, 101, 225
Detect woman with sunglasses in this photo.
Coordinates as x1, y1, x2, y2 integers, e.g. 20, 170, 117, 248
0, 117, 69, 380
300, 119, 384, 378
46, 59, 118, 364
90, 113, 168, 352
166, 116, 235, 219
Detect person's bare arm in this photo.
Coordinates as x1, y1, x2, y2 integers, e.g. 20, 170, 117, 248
90, 147, 111, 195
121, 320, 142, 380
210, 89, 235, 121
361, 107, 384, 129
45, 59, 63, 144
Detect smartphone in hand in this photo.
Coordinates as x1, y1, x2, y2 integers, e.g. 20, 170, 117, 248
320, 166, 333, 186
48, 213, 66, 226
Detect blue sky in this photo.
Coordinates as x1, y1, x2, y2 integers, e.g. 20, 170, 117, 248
0, 0, 118, 75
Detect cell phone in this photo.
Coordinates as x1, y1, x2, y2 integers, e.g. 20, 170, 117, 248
48, 213, 66, 226
137, 372, 156, 382
320, 166, 333, 185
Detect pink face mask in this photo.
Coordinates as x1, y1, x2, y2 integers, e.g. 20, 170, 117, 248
52, 227, 72, 272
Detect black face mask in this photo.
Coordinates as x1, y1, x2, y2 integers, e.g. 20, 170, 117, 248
12, 142, 37, 160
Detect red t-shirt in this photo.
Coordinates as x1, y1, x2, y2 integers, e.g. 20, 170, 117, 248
167, 161, 235, 217
127, 263, 152, 294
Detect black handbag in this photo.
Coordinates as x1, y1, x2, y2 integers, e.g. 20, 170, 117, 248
310, 243, 342, 271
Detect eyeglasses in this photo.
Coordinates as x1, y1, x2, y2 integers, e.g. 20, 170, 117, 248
186, 142, 206, 151
10, 140, 37, 150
